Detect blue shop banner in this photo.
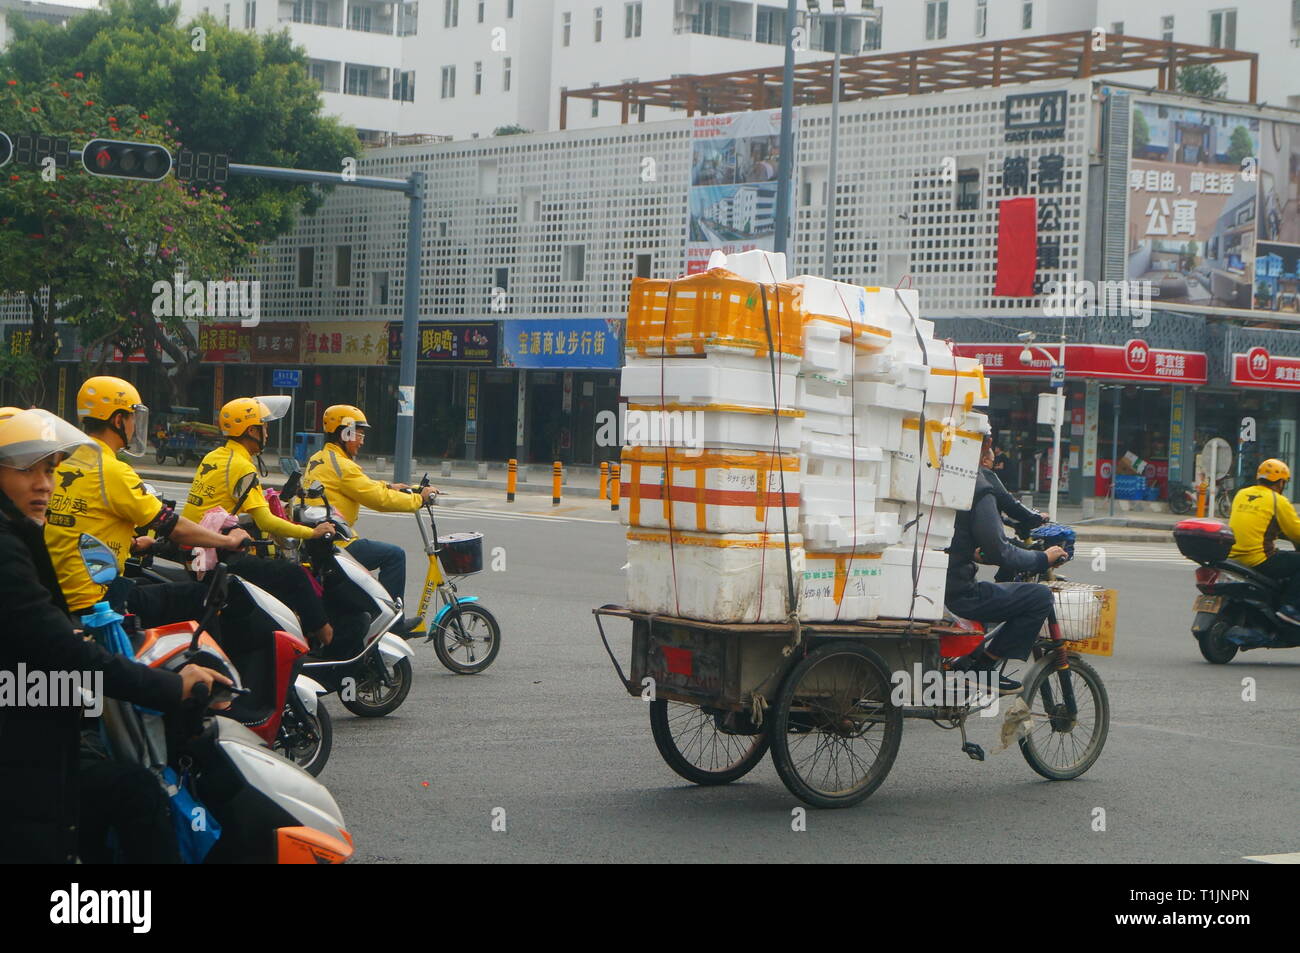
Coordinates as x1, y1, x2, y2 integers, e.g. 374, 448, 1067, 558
500, 318, 624, 369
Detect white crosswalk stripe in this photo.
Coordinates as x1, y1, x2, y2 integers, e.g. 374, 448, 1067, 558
1082, 543, 1192, 564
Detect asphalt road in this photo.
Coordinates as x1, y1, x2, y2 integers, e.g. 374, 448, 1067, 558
153, 482, 1300, 864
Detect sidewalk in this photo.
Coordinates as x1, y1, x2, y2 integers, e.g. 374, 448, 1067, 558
133, 456, 1187, 541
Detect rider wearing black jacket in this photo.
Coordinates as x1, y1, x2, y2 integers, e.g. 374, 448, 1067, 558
945, 456, 1067, 679
0, 408, 226, 863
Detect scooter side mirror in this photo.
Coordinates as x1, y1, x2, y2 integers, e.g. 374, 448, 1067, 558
279, 456, 301, 478
78, 533, 118, 586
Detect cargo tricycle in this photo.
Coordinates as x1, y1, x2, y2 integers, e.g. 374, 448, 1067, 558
594, 584, 1113, 809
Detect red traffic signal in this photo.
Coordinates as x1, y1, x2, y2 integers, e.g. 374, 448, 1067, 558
81, 139, 172, 181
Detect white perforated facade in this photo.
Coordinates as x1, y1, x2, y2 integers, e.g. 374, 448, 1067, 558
249, 77, 1093, 323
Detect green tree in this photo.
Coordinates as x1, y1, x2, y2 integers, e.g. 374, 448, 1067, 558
0, 0, 361, 405
0, 76, 248, 407
493, 124, 531, 136
1177, 64, 1228, 100
1132, 108, 1150, 154
1226, 125, 1255, 167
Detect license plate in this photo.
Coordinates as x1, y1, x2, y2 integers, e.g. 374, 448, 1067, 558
1193, 595, 1223, 614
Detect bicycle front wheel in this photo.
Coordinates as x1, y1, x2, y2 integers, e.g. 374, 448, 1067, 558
432, 602, 501, 674
1018, 655, 1109, 780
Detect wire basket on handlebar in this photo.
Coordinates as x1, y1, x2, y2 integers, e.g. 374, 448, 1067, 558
1045, 580, 1116, 656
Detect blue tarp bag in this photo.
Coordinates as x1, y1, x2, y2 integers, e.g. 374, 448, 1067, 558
1031, 523, 1076, 559
162, 765, 223, 864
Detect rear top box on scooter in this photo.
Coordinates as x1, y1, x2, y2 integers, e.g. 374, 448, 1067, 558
1173, 518, 1235, 565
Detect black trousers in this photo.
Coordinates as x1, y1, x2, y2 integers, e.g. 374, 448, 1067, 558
78, 740, 180, 864
1256, 551, 1300, 604
945, 581, 1054, 661
223, 553, 330, 634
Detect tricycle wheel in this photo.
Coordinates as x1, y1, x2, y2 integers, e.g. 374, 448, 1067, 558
649, 700, 769, 786
769, 641, 901, 809
1018, 655, 1109, 780
155, 448, 167, 464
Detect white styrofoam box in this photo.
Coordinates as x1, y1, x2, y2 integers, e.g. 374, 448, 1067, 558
801, 474, 878, 513
876, 546, 949, 621
864, 287, 928, 338
852, 406, 908, 453
794, 373, 851, 416
796, 278, 894, 349
623, 402, 803, 453
618, 447, 800, 535
926, 355, 990, 410
877, 501, 958, 549
887, 415, 983, 509
800, 551, 885, 622
854, 354, 929, 390
625, 529, 805, 623
852, 380, 925, 413
621, 357, 799, 410
800, 510, 902, 553
801, 408, 853, 437
801, 320, 853, 379
800, 437, 890, 486
719, 249, 788, 283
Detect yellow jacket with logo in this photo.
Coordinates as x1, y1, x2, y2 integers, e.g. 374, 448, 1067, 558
1227, 484, 1300, 567
44, 437, 164, 611
181, 440, 314, 540
304, 444, 422, 537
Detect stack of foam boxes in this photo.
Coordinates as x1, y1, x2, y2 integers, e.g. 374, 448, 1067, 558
620, 250, 989, 625
619, 250, 807, 623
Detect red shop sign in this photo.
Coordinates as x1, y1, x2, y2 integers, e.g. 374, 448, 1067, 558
952, 339, 1207, 384
1230, 347, 1300, 390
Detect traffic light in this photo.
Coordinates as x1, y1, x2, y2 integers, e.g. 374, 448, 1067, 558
82, 139, 172, 181
0, 132, 11, 168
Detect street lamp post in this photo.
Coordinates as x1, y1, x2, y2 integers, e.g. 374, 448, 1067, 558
1019, 326, 1068, 522
806, 1, 877, 278
772, 0, 798, 258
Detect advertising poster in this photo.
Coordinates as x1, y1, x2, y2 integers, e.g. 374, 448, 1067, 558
302, 321, 387, 366
686, 109, 792, 275
388, 322, 498, 365
1128, 100, 1261, 310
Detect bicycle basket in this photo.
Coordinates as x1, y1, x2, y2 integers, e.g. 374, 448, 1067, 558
1048, 580, 1106, 642
437, 532, 484, 575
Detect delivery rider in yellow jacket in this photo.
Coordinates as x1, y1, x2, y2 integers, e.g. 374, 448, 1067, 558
305, 404, 438, 632
1228, 458, 1300, 625
44, 377, 252, 627
183, 396, 336, 646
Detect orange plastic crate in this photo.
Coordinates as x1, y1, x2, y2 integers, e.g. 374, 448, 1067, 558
626, 269, 804, 359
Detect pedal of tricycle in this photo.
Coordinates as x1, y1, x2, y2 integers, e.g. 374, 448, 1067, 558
961, 741, 985, 762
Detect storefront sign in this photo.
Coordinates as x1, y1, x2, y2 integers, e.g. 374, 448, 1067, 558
953, 340, 1207, 384
500, 319, 623, 369
199, 323, 252, 363
251, 323, 303, 364
388, 322, 497, 365
1003, 90, 1067, 143
1169, 388, 1186, 482
465, 371, 479, 444
303, 321, 387, 366
1229, 346, 1300, 389
5, 323, 75, 362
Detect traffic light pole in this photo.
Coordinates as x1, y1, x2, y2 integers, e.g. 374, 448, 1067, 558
13, 140, 426, 481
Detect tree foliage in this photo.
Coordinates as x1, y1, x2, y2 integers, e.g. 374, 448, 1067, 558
1176, 64, 1228, 100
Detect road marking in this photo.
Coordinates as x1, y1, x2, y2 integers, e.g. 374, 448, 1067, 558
1243, 852, 1300, 863
1085, 544, 1191, 564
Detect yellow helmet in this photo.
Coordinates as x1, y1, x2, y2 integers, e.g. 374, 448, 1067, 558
0, 408, 93, 469
322, 404, 369, 437
1258, 458, 1291, 483
219, 395, 291, 439
77, 376, 143, 422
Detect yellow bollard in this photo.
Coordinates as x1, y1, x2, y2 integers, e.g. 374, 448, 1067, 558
1195, 480, 1207, 518
599, 461, 609, 500
610, 463, 621, 511
506, 459, 517, 503
552, 461, 563, 506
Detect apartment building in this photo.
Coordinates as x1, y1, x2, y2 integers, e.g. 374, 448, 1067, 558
0, 0, 94, 51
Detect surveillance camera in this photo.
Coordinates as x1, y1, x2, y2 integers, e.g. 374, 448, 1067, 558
1016, 331, 1034, 342
1019, 348, 1034, 365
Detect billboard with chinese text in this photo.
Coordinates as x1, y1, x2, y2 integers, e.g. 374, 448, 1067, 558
499, 318, 623, 369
